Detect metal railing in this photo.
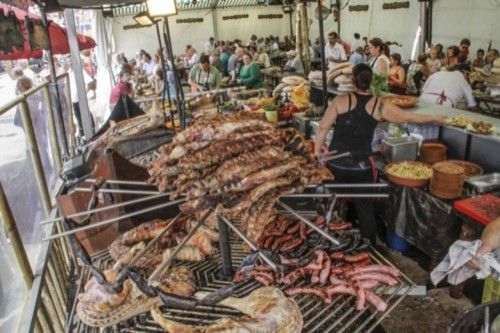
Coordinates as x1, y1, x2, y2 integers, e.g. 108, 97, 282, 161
0, 74, 75, 333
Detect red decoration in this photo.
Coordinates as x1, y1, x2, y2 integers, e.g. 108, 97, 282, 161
0, 4, 96, 60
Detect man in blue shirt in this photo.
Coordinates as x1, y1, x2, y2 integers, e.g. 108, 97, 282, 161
349, 46, 365, 66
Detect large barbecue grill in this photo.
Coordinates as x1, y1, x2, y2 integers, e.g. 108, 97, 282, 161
65, 201, 415, 333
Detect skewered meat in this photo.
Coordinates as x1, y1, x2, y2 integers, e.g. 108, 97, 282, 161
173, 119, 274, 145
151, 287, 303, 333
147, 112, 333, 243
91, 111, 166, 150
108, 218, 217, 270
77, 247, 195, 328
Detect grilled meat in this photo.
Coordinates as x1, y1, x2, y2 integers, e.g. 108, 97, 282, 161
151, 287, 303, 333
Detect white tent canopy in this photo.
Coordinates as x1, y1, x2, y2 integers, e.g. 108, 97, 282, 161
109, 0, 500, 61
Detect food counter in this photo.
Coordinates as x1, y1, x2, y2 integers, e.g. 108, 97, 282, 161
408, 103, 500, 173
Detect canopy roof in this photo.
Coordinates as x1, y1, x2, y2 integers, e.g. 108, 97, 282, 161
112, 0, 274, 16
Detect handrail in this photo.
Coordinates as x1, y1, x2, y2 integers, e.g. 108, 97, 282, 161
0, 81, 49, 116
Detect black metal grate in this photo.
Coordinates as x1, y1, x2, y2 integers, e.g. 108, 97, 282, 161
68, 237, 414, 333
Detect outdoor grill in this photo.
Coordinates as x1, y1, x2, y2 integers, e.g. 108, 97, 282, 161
68, 232, 415, 333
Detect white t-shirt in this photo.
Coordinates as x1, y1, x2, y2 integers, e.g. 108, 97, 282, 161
325, 43, 347, 68
205, 41, 215, 55
351, 39, 365, 53
420, 71, 476, 107
189, 53, 200, 67
369, 54, 390, 76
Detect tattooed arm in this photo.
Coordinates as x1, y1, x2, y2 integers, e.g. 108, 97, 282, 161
375, 99, 447, 124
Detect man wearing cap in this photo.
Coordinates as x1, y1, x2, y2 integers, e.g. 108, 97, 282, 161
284, 50, 303, 73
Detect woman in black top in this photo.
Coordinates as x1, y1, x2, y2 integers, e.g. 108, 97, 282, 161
313, 64, 446, 244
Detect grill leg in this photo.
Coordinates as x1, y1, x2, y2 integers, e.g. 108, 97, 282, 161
217, 216, 234, 279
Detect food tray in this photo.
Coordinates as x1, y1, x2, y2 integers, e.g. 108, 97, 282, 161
454, 194, 500, 225
380, 95, 418, 108
385, 161, 432, 187
447, 160, 483, 178
465, 173, 500, 194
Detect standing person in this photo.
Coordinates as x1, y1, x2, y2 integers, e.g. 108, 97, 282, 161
420, 64, 476, 109
188, 54, 222, 93
238, 52, 263, 89
325, 32, 347, 68
427, 46, 442, 74
435, 44, 446, 60
205, 37, 216, 56
388, 53, 406, 94
472, 49, 486, 68
351, 33, 364, 53
459, 38, 471, 59
110, 66, 134, 106
313, 64, 446, 244
220, 46, 230, 76
142, 53, 155, 76
67, 57, 94, 136
484, 49, 499, 73
349, 46, 365, 66
82, 50, 97, 99
228, 47, 244, 82
188, 48, 200, 67
406, 54, 432, 95
284, 50, 303, 73
18, 59, 37, 82
248, 34, 258, 47
256, 46, 271, 68
211, 51, 224, 75
444, 46, 460, 69
367, 38, 390, 77
338, 36, 352, 57
249, 46, 259, 62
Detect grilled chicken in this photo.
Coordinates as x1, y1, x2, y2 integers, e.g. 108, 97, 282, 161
151, 287, 303, 333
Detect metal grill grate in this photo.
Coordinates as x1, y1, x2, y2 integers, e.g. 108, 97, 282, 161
69, 237, 414, 333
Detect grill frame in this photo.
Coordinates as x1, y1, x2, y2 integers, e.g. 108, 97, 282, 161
69, 237, 415, 333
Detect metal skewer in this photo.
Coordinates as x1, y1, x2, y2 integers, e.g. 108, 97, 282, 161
319, 151, 351, 164
43, 197, 186, 241
277, 200, 340, 246
73, 187, 162, 196
217, 214, 277, 271
306, 183, 389, 189
84, 178, 152, 187
147, 208, 212, 284
40, 192, 171, 225
281, 193, 389, 199
127, 212, 185, 268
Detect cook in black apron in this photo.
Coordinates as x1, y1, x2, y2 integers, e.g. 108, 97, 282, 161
327, 92, 380, 244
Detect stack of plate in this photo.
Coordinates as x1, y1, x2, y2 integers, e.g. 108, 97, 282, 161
420, 143, 447, 165
430, 161, 465, 199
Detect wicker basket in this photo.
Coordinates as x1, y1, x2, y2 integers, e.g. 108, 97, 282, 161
430, 161, 465, 199
420, 143, 447, 165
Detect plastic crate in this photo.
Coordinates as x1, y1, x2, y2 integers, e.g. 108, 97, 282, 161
482, 276, 500, 303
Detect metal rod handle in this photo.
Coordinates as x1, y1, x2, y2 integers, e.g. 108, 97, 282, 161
306, 183, 389, 189
217, 214, 277, 271
335, 193, 389, 198
277, 200, 340, 246
84, 178, 151, 186
217, 215, 234, 277
40, 192, 170, 225
0, 182, 34, 288
73, 187, 162, 196
320, 151, 351, 164
148, 209, 212, 284
44, 198, 186, 241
